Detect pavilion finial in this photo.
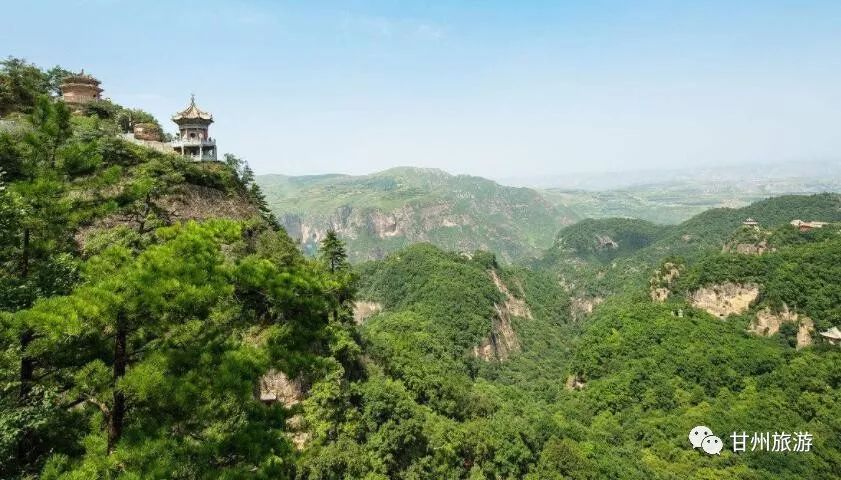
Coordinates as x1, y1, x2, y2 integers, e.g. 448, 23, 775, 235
190, 93, 196, 104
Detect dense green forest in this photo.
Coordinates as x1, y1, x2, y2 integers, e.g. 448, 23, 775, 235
2, 58, 840, 479
0, 58, 356, 478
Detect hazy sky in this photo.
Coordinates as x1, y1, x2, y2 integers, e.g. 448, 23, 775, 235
4, 1, 841, 177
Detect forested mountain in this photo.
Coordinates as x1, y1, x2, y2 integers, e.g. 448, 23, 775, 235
329, 198, 841, 478
256, 168, 579, 263
2, 58, 840, 479
552, 217, 667, 263
535, 193, 841, 300
310, 206, 841, 478
0, 58, 358, 478
257, 168, 841, 265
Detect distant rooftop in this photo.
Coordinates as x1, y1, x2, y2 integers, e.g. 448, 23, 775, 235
790, 219, 829, 228
819, 326, 841, 341
61, 69, 102, 86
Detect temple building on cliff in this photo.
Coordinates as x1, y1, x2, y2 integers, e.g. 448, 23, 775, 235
59, 70, 103, 110
121, 94, 220, 161
170, 95, 216, 161
60, 69, 219, 161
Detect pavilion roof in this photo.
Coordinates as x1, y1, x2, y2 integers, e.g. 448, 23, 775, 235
61, 69, 101, 86
819, 326, 841, 340
172, 95, 213, 122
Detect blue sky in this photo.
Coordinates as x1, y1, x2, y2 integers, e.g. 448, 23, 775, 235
3, 1, 841, 177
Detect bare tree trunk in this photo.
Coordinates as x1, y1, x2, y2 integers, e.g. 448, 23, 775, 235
108, 318, 127, 453
20, 228, 30, 277
18, 330, 34, 399
136, 194, 152, 234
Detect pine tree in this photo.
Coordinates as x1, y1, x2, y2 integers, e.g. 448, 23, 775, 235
24, 95, 71, 168
318, 230, 357, 326
122, 158, 182, 235
21, 221, 341, 477
0, 58, 51, 115
0, 61, 355, 478
319, 230, 348, 274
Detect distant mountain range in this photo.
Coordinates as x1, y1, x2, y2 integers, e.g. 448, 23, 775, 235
256, 167, 578, 262
539, 176, 841, 225
257, 164, 841, 262
496, 159, 841, 190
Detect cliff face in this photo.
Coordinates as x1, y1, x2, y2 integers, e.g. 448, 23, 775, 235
473, 270, 532, 362
570, 295, 604, 320
75, 184, 260, 249
650, 262, 681, 303
258, 168, 578, 262
751, 306, 814, 349
689, 282, 760, 318
160, 184, 259, 222
352, 301, 383, 325
282, 203, 445, 245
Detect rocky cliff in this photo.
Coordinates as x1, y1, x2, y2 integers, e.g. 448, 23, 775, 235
257, 167, 578, 262
473, 270, 532, 362
689, 282, 760, 318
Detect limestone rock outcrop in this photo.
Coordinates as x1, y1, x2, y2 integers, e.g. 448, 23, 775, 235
570, 296, 604, 321
258, 370, 305, 408
649, 262, 681, 303
689, 282, 760, 318
750, 305, 814, 349
353, 301, 383, 325
565, 374, 586, 391
473, 270, 532, 362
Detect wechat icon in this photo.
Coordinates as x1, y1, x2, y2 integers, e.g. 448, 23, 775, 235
689, 426, 723, 455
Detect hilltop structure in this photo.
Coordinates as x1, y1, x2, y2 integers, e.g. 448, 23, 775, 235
59, 70, 103, 110
110, 93, 219, 161
790, 219, 828, 232
171, 95, 216, 161
59, 69, 218, 161
819, 326, 841, 345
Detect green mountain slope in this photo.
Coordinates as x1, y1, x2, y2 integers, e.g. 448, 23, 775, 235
649, 193, 841, 261
257, 167, 579, 262
553, 217, 668, 263
300, 223, 841, 478
0, 60, 356, 478
673, 222, 841, 335
565, 299, 840, 479
536, 193, 841, 299
4, 58, 841, 480
294, 243, 578, 478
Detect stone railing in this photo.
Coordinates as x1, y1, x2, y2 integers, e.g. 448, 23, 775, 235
171, 137, 215, 147
181, 151, 217, 161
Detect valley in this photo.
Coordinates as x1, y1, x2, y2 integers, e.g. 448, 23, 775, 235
257, 167, 579, 262
2, 58, 841, 480
344, 194, 841, 478
259, 167, 841, 262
